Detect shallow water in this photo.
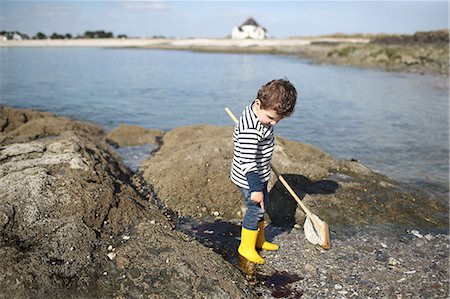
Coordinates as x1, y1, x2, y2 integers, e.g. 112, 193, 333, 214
114, 144, 156, 173
0, 47, 448, 203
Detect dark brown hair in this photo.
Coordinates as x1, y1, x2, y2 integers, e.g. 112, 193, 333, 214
256, 79, 297, 118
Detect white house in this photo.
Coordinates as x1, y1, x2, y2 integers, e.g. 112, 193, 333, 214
12, 32, 23, 40
231, 17, 267, 40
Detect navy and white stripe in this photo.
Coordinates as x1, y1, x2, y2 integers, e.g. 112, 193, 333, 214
230, 102, 275, 189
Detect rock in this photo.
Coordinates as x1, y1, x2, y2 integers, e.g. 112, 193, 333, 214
299, 31, 449, 76
410, 230, 424, 238
141, 125, 242, 220
424, 234, 434, 241
0, 107, 252, 298
106, 124, 164, 147
374, 52, 390, 63
304, 264, 316, 275
401, 55, 420, 65
141, 124, 337, 221
140, 124, 447, 231
388, 257, 400, 268
404, 270, 416, 274
110, 222, 252, 298
415, 239, 426, 247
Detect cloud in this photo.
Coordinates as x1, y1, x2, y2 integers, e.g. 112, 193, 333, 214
32, 3, 76, 18
122, 1, 170, 12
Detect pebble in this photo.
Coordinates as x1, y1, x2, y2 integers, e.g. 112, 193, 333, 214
415, 239, 426, 247
108, 245, 113, 251
388, 257, 400, 267
122, 235, 130, 240
334, 284, 343, 290
107, 252, 116, 260
294, 223, 301, 229
404, 270, 416, 274
213, 211, 220, 217
103, 272, 107, 276
409, 230, 423, 238
304, 263, 315, 272
424, 234, 434, 241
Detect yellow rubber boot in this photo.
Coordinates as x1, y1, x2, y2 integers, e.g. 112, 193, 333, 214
256, 221, 279, 251
238, 227, 265, 264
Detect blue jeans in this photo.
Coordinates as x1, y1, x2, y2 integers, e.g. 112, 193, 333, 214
240, 182, 268, 230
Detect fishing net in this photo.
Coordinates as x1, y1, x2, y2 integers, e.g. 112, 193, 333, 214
304, 213, 325, 246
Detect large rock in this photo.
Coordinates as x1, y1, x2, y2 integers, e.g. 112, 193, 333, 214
0, 107, 252, 298
142, 124, 448, 231
106, 124, 165, 147
142, 125, 242, 219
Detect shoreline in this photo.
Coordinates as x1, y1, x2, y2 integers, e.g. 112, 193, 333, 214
0, 37, 370, 48
1, 106, 448, 298
1, 37, 447, 76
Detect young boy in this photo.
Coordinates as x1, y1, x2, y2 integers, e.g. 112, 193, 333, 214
231, 79, 297, 264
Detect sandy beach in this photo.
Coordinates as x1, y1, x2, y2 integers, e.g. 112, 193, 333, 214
0, 37, 369, 48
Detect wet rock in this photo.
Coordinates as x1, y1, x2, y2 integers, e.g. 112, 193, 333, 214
106, 222, 252, 298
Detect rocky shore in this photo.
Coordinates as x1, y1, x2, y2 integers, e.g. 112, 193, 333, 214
135, 30, 449, 76
0, 107, 252, 298
1, 106, 448, 298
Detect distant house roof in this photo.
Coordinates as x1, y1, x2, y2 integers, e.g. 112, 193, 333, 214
241, 17, 259, 27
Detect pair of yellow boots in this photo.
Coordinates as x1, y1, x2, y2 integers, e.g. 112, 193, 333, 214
238, 221, 279, 264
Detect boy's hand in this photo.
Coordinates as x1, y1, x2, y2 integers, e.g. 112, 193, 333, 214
251, 191, 265, 212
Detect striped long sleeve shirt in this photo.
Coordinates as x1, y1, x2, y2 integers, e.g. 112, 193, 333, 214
230, 102, 275, 189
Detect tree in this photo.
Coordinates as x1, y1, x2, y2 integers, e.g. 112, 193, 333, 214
82, 30, 114, 39
33, 31, 47, 39
50, 32, 64, 39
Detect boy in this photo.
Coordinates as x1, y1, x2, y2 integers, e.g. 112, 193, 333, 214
231, 79, 297, 264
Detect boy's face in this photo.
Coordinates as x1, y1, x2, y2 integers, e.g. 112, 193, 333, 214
253, 99, 283, 127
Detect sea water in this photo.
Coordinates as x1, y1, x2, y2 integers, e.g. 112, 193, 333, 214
0, 47, 448, 204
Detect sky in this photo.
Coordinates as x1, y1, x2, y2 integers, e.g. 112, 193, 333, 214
0, 1, 448, 38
